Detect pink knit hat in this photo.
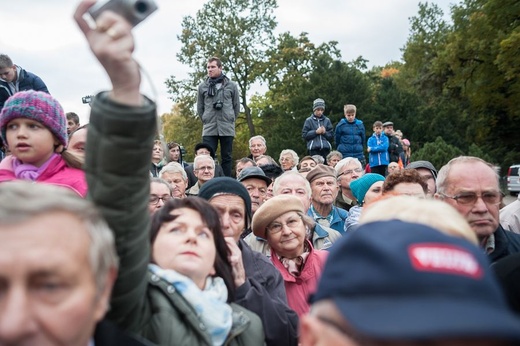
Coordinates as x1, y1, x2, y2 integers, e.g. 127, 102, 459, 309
0, 90, 68, 147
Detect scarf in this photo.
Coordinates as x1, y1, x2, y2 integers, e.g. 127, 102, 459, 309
279, 241, 311, 277
148, 264, 233, 346
207, 74, 226, 97
12, 153, 58, 181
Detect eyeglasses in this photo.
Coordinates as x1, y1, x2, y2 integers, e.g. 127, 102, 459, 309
195, 166, 214, 171
149, 195, 173, 205
438, 191, 503, 205
280, 157, 293, 162
267, 216, 302, 234
338, 168, 363, 177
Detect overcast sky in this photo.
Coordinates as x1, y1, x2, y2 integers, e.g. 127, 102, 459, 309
0, 0, 455, 124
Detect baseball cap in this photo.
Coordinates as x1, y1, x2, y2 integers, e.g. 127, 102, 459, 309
311, 220, 520, 341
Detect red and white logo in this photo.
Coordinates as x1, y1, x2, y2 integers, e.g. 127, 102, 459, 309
409, 243, 483, 279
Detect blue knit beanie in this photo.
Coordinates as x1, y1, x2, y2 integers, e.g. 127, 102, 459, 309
0, 90, 68, 147
313, 98, 325, 112
350, 173, 385, 205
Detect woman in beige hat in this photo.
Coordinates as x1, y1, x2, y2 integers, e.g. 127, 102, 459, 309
252, 194, 328, 317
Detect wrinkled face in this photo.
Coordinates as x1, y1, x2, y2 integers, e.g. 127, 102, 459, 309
364, 181, 384, 205
207, 61, 222, 78
209, 195, 246, 242
0, 66, 16, 82
149, 182, 172, 215
300, 159, 316, 171
249, 138, 266, 159
161, 172, 187, 198
152, 208, 216, 290
327, 155, 341, 168
152, 144, 164, 163
68, 127, 87, 159
0, 212, 110, 346
266, 211, 306, 258
337, 162, 363, 190
440, 162, 500, 239
416, 168, 436, 198
345, 112, 356, 123
66, 120, 79, 135
236, 161, 254, 177
242, 178, 267, 214
275, 176, 311, 211
169, 146, 180, 162
194, 157, 215, 184
391, 183, 426, 199
280, 154, 295, 171
311, 176, 339, 206
6, 118, 58, 167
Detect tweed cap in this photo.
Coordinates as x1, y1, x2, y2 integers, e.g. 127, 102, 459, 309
313, 98, 325, 111
350, 173, 385, 206
382, 121, 394, 127
0, 90, 67, 147
306, 164, 336, 183
252, 194, 305, 239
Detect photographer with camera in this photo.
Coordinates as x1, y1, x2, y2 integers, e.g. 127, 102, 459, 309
197, 57, 240, 177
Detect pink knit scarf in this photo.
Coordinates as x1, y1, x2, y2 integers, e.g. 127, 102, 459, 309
12, 153, 58, 181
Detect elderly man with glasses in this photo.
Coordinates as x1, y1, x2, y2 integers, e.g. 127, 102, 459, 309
334, 157, 364, 211
186, 154, 215, 196
435, 156, 520, 263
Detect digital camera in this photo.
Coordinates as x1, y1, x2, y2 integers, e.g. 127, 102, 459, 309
213, 101, 224, 110
82, 95, 93, 104
88, 0, 158, 27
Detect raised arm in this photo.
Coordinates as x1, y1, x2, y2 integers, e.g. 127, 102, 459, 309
75, 0, 157, 331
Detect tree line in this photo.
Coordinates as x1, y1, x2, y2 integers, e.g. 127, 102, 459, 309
162, 0, 520, 174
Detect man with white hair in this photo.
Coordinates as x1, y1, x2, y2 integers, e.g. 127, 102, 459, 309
334, 157, 364, 211
186, 154, 215, 196
248, 135, 267, 161
159, 161, 188, 198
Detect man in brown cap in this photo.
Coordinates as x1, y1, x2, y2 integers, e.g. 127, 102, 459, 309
306, 164, 348, 234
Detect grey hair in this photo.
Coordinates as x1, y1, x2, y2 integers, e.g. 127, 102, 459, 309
436, 156, 499, 195
255, 155, 277, 166
279, 149, 299, 166
151, 177, 173, 195
335, 157, 362, 178
0, 182, 118, 293
273, 171, 311, 198
249, 135, 266, 147
193, 154, 215, 169
159, 161, 188, 182
326, 150, 343, 162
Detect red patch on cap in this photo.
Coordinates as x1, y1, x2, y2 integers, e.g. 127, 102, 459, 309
409, 243, 483, 279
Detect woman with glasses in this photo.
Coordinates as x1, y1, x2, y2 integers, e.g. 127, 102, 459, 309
279, 149, 299, 172
252, 194, 328, 317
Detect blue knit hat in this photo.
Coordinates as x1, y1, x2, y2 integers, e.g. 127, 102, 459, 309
350, 173, 385, 205
313, 98, 325, 112
0, 90, 68, 147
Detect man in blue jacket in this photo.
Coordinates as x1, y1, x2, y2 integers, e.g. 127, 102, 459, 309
0, 54, 49, 111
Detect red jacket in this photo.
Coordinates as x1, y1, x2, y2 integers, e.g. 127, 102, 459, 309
0, 155, 87, 197
271, 240, 328, 317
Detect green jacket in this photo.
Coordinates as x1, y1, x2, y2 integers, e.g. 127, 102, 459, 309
86, 92, 264, 346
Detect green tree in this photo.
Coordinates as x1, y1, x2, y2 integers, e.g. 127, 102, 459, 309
166, 0, 278, 137
412, 136, 464, 170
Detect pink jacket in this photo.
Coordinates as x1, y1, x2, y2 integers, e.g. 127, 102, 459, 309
0, 155, 87, 197
271, 240, 328, 317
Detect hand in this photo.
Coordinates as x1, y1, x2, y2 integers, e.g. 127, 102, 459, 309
74, 0, 142, 106
225, 237, 246, 287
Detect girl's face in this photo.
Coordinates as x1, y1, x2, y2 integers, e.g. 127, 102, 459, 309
364, 181, 384, 205
266, 211, 306, 258
6, 118, 58, 167
152, 208, 216, 289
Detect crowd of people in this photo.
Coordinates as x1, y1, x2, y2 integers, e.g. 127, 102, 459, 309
0, 1, 519, 345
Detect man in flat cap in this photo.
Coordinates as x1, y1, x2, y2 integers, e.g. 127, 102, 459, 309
306, 164, 348, 234
383, 121, 403, 165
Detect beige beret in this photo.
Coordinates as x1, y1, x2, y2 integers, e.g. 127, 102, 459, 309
305, 164, 336, 183
252, 194, 305, 239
